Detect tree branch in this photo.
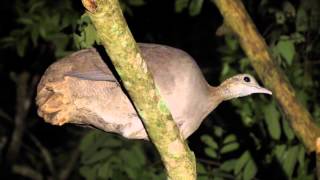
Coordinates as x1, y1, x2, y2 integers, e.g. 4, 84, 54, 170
80, 0, 196, 179
7, 73, 39, 163
212, 0, 320, 152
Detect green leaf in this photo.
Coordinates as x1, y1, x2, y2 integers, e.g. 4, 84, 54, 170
29, 1, 45, 13
274, 144, 287, 161
234, 151, 250, 175
276, 39, 295, 65
225, 35, 238, 51
275, 11, 286, 24
175, 0, 189, 13
296, 7, 308, 32
282, 118, 295, 141
296, 90, 308, 107
283, 1, 296, 17
79, 166, 97, 180
124, 166, 138, 179
223, 134, 237, 144
130, 145, 146, 167
84, 24, 97, 47
197, 163, 209, 180
197, 163, 207, 173
238, 102, 253, 124
101, 137, 123, 148
220, 159, 236, 172
263, 103, 281, 140
297, 145, 305, 167
17, 17, 34, 25
213, 126, 224, 137
204, 147, 217, 159
243, 160, 257, 180
98, 161, 112, 178
189, 0, 204, 16
201, 135, 218, 149
220, 142, 239, 154
31, 27, 39, 46
0, 37, 15, 48
239, 57, 250, 71
290, 32, 305, 44
39, 26, 47, 39
83, 150, 112, 164
80, 132, 96, 151
221, 63, 230, 76
283, 145, 299, 177
17, 38, 27, 57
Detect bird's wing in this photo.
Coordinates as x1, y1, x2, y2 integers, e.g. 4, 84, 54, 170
65, 70, 117, 82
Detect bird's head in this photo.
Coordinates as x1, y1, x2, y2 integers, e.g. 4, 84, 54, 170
219, 74, 272, 100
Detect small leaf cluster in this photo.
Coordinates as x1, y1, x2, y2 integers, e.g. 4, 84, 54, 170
175, 0, 204, 16
0, 0, 79, 58
79, 131, 165, 180
198, 126, 257, 180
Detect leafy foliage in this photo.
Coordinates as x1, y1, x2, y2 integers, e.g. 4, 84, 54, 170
0, 0, 79, 57
197, 1, 319, 179
79, 131, 165, 180
175, 0, 204, 16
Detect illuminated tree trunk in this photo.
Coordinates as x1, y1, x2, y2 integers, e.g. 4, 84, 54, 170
80, 0, 196, 179
213, 0, 320, 152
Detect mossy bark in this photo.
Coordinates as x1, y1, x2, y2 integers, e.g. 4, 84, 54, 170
213, 0, 320, 152
80, 0, 196, 179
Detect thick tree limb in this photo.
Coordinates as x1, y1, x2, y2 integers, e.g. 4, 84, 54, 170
80, 0, 196, 179
213, 0, 320, 152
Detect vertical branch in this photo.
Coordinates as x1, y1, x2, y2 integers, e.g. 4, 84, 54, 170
80, 0, 196, 179
7, 73, 39, 164
7, 72, 30, 163
212, 0, 320, 152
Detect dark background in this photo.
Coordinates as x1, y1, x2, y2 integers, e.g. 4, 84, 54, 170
0, 0, 319, 179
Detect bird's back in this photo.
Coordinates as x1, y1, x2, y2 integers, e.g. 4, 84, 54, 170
139, 43, 212, 137
37, 43, 212, 139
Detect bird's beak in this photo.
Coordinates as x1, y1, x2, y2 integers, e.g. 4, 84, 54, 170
254, 86, 272, 95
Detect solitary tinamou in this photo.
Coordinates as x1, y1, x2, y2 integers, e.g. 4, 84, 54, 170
36, 43, 272, 140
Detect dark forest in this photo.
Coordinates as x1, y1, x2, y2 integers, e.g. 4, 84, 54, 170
0, 0, 320, 179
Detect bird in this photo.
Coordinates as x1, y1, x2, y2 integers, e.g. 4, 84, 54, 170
36, 43, 272, 140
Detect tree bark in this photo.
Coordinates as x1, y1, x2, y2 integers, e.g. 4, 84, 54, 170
213, 0, 320, 152
80, 0, 196, 179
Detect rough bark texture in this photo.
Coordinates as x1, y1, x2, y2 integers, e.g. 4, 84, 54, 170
213, 0, 320, 152
80, 0, 196, 179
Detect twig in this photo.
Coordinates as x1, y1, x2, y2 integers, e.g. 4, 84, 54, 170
58, 147, 80, 180
0, 109, 13, 124
12, 164, 43, 180
197, 158, 221, 166
28, 133, 56, 177
6, 73, 39, 163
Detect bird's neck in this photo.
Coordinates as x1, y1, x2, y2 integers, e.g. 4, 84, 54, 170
201, 85, 225, 117
195, 84, 236, 124
209, 83, 238, 102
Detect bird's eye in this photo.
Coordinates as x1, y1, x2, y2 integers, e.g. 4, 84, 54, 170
244, 76, 250, 82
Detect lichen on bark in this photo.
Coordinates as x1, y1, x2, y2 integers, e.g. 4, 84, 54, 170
81, 0, 196, 179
